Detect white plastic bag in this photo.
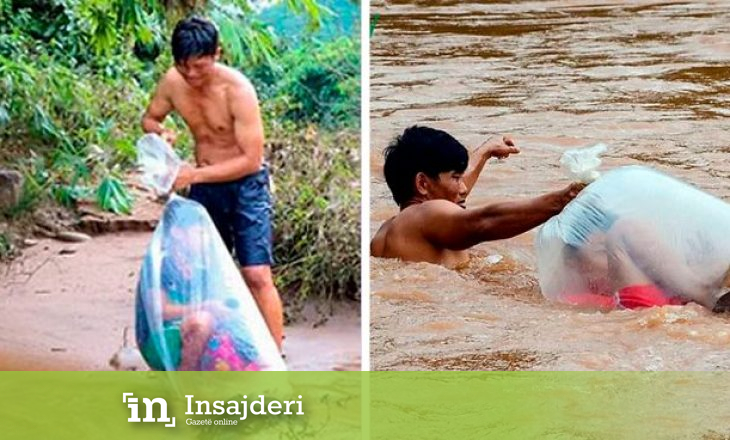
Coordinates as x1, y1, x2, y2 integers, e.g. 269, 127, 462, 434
136, 134, 181, 195
535, 166, 730, 310
134, 135, 285, 371
560, 143, 607, 184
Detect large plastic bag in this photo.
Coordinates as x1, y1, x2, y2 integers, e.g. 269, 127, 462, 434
134, 135, 285, 371
535, 165, 730, 310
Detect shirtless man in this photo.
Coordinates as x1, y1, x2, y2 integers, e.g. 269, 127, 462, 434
371, 125, 585, 267
141, 16, 283, 349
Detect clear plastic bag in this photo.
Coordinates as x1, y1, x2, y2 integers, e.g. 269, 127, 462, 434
536, 166, 730, 310
560, 143, 607, 184
136, 134, 181, 195
134, 136, 285, 371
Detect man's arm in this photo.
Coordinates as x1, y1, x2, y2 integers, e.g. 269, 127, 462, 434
463, 136, 519, 196
182, 81, 264, 186
420, 183, 584, 250
141, 74, 177, 145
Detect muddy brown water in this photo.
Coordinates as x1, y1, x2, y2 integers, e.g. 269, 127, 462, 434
371, 1, 730, 371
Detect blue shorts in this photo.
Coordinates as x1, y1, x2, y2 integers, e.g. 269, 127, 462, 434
189, 167, 274, 266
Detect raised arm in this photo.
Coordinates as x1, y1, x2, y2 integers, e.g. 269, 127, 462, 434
180, 78, 264, 186
463, 136, 519, 196
421, 182, 584, 250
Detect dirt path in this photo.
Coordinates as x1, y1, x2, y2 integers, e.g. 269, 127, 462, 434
0, 232, 360, 371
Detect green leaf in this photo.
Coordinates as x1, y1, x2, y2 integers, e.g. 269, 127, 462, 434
96, 175, 133, 215
52, 183, 92, 207
113, 138, 136, 164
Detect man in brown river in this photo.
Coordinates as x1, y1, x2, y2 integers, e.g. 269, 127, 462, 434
141, 16, 283, 353
371, 125, 585, 267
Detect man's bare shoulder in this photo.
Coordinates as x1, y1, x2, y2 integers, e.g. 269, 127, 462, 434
373, 201, 461, 243
159, 67, 184, 88
216, 64, 256, 97
400, 199, 462, 220
371, 202, 467, 263
370, 217, 394, 257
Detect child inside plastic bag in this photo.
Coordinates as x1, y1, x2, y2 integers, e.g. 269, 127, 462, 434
558, 211, 712, 310
536, 166, 730, 312
135, 196, 285, 371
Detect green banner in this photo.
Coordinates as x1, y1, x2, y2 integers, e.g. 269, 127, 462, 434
2, 372, 729, 439
371, 372, 730, 440
1, 372, 361, 440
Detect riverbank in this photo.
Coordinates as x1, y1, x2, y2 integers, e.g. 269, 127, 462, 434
0, 232, 360, 371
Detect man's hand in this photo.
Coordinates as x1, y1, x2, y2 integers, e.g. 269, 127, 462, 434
558, 182, 586, 208
173, 164, 197, 190
464, 135, 520, 196
161, 128, 177, 146
482, 135, 520, 159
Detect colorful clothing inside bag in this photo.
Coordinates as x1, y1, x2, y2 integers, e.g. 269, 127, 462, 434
201, 332, 260, 371
136, 253, 205, 371
562, 284, 688, 311
617, 284, 688, 309
200, 310, 262, 371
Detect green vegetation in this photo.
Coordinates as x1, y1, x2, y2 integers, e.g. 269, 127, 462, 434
271, 130, 360, 304
266, 36, 359, 129
262, 0, 359, 41
0, 0, 360, 302
0, 0, 170, 215
0, 231, 13, 260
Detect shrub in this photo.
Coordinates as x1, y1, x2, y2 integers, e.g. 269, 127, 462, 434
264, 37, 360, 130
269, 129, 360, 303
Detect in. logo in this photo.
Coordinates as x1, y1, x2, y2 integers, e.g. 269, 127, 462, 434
123, 393, 176, 427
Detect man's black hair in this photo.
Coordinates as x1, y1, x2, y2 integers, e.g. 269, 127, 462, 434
171, 16, 219, 63
383, 125, 469, 207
